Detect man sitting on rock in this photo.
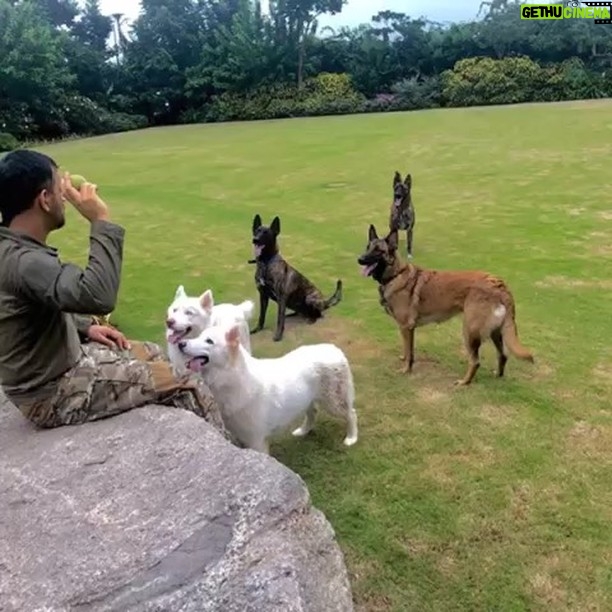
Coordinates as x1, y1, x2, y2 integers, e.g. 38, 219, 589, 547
0, 149, 225, 433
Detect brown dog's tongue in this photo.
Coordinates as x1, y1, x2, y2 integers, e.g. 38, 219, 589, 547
361, 264, 374, 277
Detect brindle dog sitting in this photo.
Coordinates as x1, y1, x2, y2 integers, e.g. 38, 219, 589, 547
248, 214, 342, 342
389, 171, 416, 259
357, 224, 534, 385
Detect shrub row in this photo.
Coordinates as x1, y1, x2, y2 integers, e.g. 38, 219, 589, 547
3, 57, 610, 143
185, 57, 611, 124
0, 94, 147, 145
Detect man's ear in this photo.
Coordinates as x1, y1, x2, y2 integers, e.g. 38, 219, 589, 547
252, 214, 262, 233
387, 230, 398, 252
37, 189, 53, 214
224, 324, 240, 347
174, 285, 186, 300
199, 289, 213, 312
368, 224, 378, 243
270, 216, 280, 236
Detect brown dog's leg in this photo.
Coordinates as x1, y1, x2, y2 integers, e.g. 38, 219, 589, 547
455, 327, 481, 386
398, 326, 415, 374
490, 328, 508, 377
406, 227, 413, 258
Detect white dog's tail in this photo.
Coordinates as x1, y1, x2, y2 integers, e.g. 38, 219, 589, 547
238, 299, 255, 321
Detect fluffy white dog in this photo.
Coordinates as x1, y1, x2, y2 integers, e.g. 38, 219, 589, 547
177, 323, 359, 454
165, 285, 254, 376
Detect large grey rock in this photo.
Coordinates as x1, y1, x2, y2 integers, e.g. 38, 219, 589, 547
0, 395, 353, 611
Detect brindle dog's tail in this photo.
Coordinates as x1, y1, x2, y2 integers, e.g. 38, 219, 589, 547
324, 280, 343, 310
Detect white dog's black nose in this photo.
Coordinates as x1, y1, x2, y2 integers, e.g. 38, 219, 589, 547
178, 341, 187, 352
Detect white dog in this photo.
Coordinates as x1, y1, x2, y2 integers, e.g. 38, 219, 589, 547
177, 323, 359, 454
165, 285, 254, 376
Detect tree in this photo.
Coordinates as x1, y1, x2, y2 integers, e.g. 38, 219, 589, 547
67, 0, 113, 101
29, 0, 79, 28
186, 0, 284, 99
0, 0, 76, 138
123, 0, 207, 123
269, 0, 347, 88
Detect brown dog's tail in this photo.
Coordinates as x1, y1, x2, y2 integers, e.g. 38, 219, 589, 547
324, 280, 343, 310
500, 304, 534, 362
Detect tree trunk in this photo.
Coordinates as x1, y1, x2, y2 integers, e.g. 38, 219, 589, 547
297, 15, 304, 89
298, 40, 305, 89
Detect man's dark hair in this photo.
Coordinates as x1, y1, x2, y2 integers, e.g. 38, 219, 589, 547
0, 149, 58, 227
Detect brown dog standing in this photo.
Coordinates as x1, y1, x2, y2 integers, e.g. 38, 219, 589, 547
249, 214, 342, 342
357, 225, 534, 385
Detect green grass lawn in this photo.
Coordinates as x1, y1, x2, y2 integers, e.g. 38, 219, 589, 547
38, 100, 612, 611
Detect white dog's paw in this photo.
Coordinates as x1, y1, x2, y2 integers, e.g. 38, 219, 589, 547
343, 435, 358, 447
292, 426, 311, 437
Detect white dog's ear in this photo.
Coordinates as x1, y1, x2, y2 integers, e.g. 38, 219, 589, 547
199, 289, 214, 312
174, 285, 186, 300
224, 324, 241, 347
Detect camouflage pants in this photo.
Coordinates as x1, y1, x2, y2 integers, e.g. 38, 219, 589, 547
14, 340, 227, 435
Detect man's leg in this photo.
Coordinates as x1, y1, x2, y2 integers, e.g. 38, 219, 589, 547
20, 341, 227, 436
125, 340, 166, 363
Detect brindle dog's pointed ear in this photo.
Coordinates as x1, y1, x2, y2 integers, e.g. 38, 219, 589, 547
368, 224, 378, 242
404, 173, 412, 188
252, 214, 262, 233
271, 216, 280, 236
387, 230, 398, 252
393, 171, 402, 187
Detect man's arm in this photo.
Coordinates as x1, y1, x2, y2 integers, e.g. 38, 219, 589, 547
73, 314, 94, 340
16, 220, 125, 314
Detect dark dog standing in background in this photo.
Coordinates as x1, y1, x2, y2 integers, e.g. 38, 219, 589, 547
248, 214, 343, 342
390, 171, 415, 259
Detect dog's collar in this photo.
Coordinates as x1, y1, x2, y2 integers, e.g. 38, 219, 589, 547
379, 273, 397, 287
257, 253, 281, 265
377, 262, 404, 287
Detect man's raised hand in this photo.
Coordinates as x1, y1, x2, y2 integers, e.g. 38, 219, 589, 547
62, 172, 110, 223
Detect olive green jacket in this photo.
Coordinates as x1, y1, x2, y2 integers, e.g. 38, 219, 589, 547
0, 220, 125, 400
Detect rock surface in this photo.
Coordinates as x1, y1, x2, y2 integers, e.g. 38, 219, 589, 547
0, 395, 354, 611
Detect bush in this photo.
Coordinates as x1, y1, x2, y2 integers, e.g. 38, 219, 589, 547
391, 75, 442, 110
63, 95, 148, 136
441, 56, 609, 108
203, 73, 366, 123
552, 58, 607, 100
441, 56, 546, 107
0, 103, 36, 140
0, 132, 19, 152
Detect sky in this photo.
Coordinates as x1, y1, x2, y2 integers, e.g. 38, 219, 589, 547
96, 0, 486, 29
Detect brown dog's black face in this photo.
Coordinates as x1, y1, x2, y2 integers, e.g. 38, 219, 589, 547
251, 214, 280, 260
357, 224, 398, 280
392, 171, 412, 210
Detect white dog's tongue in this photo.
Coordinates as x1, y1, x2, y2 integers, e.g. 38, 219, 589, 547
253, 244, 263, 258
361, 264, 376, 277
167, 331, 182, 344
188, 357, 206, 373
